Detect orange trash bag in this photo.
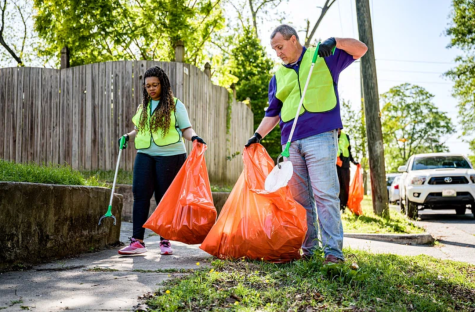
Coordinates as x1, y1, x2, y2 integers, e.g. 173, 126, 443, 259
347, 164, 364, 215
336, 156, 343, 167
200, 144, 307, 263
143, 141, 217, 244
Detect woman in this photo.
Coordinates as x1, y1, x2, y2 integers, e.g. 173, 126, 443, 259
118, 66, 205, 256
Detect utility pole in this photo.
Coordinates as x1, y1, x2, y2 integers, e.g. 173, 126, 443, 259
355, 0, 389, 217
360, 66, 368, 195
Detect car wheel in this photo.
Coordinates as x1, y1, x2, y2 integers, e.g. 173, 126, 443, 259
406, 197, 418, 220
472, 208, 475, 218
455, 206, 466, 215
400, 196, 406, 214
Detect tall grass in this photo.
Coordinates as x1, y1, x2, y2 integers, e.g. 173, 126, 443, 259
0, 160, 106, 187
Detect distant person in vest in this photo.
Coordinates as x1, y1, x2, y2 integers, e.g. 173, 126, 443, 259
117, 66, 205, 256
245, 24, 367, 264
337, 129, 359, 213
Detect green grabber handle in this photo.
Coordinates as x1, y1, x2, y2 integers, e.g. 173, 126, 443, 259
119, 135, 127, 150
278, 42, 323, 165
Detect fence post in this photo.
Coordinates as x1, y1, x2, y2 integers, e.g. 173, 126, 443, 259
175, 40, 184, 62
204, 62, 211, 78
230, 83, 236, 102
61, 46, 70, 69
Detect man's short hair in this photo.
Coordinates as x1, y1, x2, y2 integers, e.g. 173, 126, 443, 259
270, 24, 299, 42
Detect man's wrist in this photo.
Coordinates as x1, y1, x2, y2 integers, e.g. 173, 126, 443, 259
335, 37, 342, 49
255, 132, 262, 140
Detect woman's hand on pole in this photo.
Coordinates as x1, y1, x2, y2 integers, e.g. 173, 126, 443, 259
118, 134, 129, 149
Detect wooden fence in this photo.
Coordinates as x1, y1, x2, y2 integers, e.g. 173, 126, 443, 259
0, 61, 253, 185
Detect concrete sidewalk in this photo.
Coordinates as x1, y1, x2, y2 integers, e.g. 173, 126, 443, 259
1, 218, 474, 311
0, 223, 213, 311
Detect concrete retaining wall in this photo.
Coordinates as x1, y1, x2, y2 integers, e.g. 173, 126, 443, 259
0, 182, 122, 270
116, 184, 230, 222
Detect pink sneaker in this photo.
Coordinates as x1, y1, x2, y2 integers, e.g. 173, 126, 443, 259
160, 240, 173, 255
118, 238, 147, 255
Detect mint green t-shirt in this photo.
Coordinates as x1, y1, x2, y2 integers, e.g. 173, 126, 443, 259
137, 99, 192, 156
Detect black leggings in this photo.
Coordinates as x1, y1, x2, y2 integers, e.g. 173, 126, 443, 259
337, 166, 351, 207
132, 152, 187, 240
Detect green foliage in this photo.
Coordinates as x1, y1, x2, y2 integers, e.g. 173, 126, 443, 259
445, 55, 475, 136
80, 169, 133, 185
0, 160, 107, 187
468, 139, 475, 165
380, 83, 455, 172
33, 0, 225, 66
210, 184, 233, 192
342, 196, 425, 234
446, 0, 475, 50
0, 0, 48, 67
341, 99, 368, 169
147, 250, 475, 311
228, 25, 281, 159
445, 0, 475, 139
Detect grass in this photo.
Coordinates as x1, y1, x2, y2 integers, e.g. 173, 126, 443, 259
210, 185, 233, 192
84, 267, 119, 272
9, 300, 23, 306
133, 269, 202, 274
80, 169, 134, 185
80, 169, 233, 192
1, 161, 231, 192
342, 196, 425, 234
0, 160, 107, 187
147, 250, 475, 311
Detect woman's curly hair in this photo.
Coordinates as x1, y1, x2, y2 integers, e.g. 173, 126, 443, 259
137, 66, 176, 136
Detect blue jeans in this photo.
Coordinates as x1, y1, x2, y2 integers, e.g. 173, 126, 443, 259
286, 130, 344, 260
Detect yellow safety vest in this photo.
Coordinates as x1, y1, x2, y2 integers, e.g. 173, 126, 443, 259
338, 131, 350, 158
275, 47, 337, 123
132, 98, 181, 149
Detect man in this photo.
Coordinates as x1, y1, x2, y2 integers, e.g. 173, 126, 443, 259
245, 24, 367, 264
337, 129, 359, 212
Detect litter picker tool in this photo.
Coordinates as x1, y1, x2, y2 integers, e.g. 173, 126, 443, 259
98, 136, 127, 225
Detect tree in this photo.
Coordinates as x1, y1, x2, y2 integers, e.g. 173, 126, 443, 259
226, 0, 287, 37
341, 99, 369, 193
0, 0, 48, 67
304, 0, 336, 47
468, 139, 475, 165
380, 83, 455, 172
445, 0, 475, 139
341, 100, 365, 165
227, 25, 282, 159
33, 0, 225, 67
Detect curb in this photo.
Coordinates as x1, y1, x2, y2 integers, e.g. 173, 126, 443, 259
344, 233, 434, 245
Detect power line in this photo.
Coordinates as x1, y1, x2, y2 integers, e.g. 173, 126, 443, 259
379, 79, 452, 85
376, 59, 455, 65
378, 69, 445, 74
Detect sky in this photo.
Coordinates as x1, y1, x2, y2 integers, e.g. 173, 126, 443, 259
253, 0, 471, 155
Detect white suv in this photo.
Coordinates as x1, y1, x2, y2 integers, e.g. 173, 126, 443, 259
398, 153, 475, 219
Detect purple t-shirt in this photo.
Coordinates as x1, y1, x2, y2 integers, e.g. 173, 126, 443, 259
266, 47, 355, 145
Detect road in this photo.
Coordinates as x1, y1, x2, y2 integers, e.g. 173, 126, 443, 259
416, 208, 475, 263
